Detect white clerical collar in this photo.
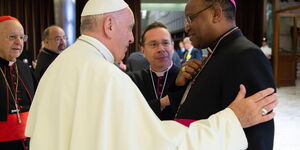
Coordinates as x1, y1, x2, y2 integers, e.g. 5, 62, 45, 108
8, 61, 15, 66
150, 62, 173, 77
78, 35, 114, 63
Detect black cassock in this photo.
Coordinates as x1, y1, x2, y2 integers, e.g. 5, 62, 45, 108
169, 29, 275, 150
0, 57, 36, 150
128, 65, 179, 120
35, 48, 59, 82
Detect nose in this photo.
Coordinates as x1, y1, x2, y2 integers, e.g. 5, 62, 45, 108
14, 37, 23, 45
129, 31, 134, 44
157, 44, 167, 53
60, 38, 67, 44
185, 24, 190, 33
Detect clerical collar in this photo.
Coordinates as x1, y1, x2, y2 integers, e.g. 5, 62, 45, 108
150, 62, 173, 77
78, 35, 114, 63
208, 27, 239, 52
0, 57, 15, 67
42, 48, 59, 56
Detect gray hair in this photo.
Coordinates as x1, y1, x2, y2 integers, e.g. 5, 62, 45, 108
80, 14, 103, 34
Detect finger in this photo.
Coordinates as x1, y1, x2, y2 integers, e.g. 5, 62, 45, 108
185, 65, 198, 75
260, 98, 278, 113
260, 112, 275, 123
257, 93, 277, 108
182, 71, 193, 80
188, 59, 202, 66
186, 62, 201, 71
245, 88, 275, 103
235, 84, 246, 100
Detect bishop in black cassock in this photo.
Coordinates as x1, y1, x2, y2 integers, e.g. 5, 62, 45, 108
170, 28, 275, 150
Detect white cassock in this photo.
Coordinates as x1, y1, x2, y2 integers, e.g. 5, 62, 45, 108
26, 35, 248, 150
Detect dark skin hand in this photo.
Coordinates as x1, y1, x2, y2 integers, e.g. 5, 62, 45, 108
176, 59, 202, 86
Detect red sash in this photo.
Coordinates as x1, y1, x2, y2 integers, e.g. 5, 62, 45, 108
0, 112, 28, 142
174, 118, 196, 127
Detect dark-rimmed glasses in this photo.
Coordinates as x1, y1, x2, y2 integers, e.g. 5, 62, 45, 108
185, 4, 213, 26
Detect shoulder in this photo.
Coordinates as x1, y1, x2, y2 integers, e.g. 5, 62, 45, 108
127, 69, 149, 82
16, 60, 31, 71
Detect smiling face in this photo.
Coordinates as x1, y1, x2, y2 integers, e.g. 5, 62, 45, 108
185, 0, 215, 49
141, 27, 174, 72
0, 20, 25, 62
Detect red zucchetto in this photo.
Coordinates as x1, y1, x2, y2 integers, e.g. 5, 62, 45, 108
0, 16, 19, 23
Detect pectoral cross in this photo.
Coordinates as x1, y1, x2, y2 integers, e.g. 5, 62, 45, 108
11, 108, 21, 123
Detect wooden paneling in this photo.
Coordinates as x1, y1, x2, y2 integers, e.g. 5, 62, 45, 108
278, 55, 297, 86
125, 0, 141, 58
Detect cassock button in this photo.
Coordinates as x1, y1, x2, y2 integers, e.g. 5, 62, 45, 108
17, 98, 21, 101
19, 106, 23, 109
13, 82, 17, 85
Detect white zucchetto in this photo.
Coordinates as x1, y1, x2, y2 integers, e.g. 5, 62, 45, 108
81, 0, 129, 16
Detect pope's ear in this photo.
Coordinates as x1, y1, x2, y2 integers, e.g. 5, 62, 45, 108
103, 16, 114, 39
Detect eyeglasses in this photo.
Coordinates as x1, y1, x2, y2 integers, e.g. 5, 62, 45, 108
48, 36, 68, 42
8, 34, 28, 42
144, 40, 172, 49
185, 4, 213, 26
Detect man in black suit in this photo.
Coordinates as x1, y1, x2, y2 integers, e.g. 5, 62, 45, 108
182, 37, 202, 63
170, 0, 275, 149
35, 25, 67, 82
